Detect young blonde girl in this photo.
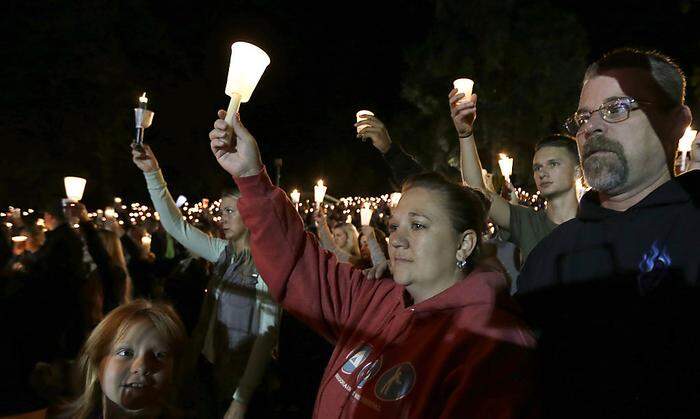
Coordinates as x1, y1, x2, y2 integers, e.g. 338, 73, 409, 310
56, 300, 186, 419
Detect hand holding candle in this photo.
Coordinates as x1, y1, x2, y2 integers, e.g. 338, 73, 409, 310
356, 110, 374, 135
224, 42, 271, 126
354, 113, 392, 154
134, 92, 154, 147
450, 79, 477, 137
453, 78, 474, 104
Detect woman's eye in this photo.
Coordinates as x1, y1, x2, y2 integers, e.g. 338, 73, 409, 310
388, 224, 398, 232
550, 162, 559, 167
411, 223, 426, 230
155, 351, 169, 360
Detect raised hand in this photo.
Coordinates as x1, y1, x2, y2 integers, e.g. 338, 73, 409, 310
448, 89, 477, 137
363, 259, 391, 280
314, 206, 328, 225
209, 110, 263, 178
223, 400, 247, 419
131, 143, 160, 173
64, 202, 90, 223
355, 115, 392, 154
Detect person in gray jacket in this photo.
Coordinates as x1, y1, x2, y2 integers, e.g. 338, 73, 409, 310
131, 143, 279, 419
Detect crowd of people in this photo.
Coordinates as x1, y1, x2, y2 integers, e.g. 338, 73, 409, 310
2, 47, 700, 418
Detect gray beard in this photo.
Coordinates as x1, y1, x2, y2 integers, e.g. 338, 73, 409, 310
581, 135, 629, 194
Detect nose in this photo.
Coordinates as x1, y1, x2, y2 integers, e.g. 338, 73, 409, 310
131, 352, 156, 376
389, 229, 408, 249
580, 112, 604, 141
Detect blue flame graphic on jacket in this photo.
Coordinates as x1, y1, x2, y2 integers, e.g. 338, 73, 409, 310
637, 241, 672, 295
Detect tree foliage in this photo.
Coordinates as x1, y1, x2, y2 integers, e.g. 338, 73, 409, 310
392, 0, 589, 186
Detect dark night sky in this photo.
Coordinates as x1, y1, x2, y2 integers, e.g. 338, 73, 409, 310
3, 0, 699, 209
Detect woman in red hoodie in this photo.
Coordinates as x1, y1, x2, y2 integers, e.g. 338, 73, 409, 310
208, 110, 539, 418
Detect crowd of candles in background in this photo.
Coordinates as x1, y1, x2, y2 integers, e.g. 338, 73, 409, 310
6, 41, 696, 246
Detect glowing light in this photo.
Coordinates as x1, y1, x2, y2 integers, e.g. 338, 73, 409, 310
498, 153, 513, 183
314, 180, 327, 205
678, 127, 697, 152
356, 110, 374, 134
390, 192, 402, 208
224, 42, 271, 123
64, 176, 87, 201
453, 78, 474, 104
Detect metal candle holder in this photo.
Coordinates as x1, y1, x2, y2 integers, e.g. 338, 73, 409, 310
134, 93, 154, 147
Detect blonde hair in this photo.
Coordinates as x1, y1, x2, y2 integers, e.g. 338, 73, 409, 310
97, 229, 132, 302
62, 300, 186, 419
332, 223, 361, 259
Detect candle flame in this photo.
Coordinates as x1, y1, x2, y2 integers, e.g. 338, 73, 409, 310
139, 92, 148, 104
317, 180, 324, 187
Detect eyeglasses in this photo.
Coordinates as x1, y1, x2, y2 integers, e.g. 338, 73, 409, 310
563, 97, 652, 136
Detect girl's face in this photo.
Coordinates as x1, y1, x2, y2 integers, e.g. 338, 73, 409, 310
220, 195, 247, 242
359, 235, 370, 259
332, 227, 348, 248
100, 318, 174, 413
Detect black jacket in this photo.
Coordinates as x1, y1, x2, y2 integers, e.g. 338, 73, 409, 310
516, 170, 700, 418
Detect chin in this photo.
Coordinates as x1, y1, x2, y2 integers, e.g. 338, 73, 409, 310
390, 269, 410, 286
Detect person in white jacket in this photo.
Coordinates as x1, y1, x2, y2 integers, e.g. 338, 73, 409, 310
131, 143, 279, 419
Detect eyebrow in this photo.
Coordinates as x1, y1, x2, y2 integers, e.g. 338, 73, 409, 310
578, 96, 624, 112
408, 211, 432, 221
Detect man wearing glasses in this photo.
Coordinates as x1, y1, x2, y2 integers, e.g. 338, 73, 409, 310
516, 49, 699, 417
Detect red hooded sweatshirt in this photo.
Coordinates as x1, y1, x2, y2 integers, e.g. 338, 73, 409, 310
236, 169, 538, 418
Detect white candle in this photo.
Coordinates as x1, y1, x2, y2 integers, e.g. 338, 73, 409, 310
175, 195, 188, 209
290, 189, 301, 205
356, 110, 375, 134
678, 127, 697, 172
575, 178, 585, 201
678, 127, 697, 153
453, 78, 474, 104
12, 235, 27, 243
104, 207, 116, 219
64, 176, 87, 201
314, 180, 327, 205
389, 192, 402, 208
141, 235, 152, 247
360, 203, 373, 226
224, 42, 271, 125
498, 153, 513, 183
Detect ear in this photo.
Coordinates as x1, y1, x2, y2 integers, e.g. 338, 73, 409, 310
672, 105, 692, 141
455, 230, 478, 262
